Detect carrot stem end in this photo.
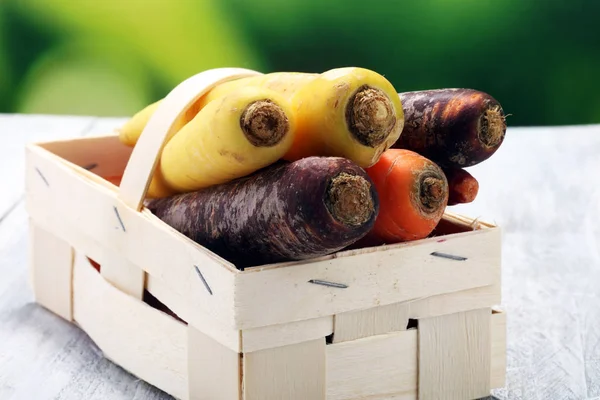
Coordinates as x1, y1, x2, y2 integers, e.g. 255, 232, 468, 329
479, 106, 506, 149
346, 86, 396, 147
325, 172, 375, 227
240, 100, 289, 147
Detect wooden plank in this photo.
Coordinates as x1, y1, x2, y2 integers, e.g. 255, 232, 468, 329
418, 308, 492, 400
242, 316, 333, 353
441, 211, 496, 230
329, 311, 504, 399
0, 203, 173, 400
25, 142, 238, 329
326, 330, 418, 400
39, 134, 132, 180
333, 284, 500, 343
100, 250, 145, 300
188, 327, 240, 400
149, 272, 333, 353
29, 221, 74, 321
147, 275, 241, 352
333, 301, 410, 345
491, 309, 507, 388
31, 210, 108, 277
72, 251, 188, 400
244, 339, 326, 400
235, 227, 500, 329
151, 275, 333, 353
409, 285, 500, 320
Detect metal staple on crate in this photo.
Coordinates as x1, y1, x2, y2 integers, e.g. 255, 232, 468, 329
194, 265, 213, 295
35, 167, 49, 187
308, 279, 348, 289
113, 206, 126, 232
430, 251, 468, 261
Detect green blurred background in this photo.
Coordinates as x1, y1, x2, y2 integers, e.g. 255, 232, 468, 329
1, 0, 598, 126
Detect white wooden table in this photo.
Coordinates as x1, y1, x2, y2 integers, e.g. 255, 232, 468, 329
1, 114, 599, 400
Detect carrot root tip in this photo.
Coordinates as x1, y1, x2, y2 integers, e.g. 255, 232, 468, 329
346, 86, 396, 147
418, 173, 447, 214
479, 105, 506, 149
326, 172, 375, 227
240, 100, 289, 147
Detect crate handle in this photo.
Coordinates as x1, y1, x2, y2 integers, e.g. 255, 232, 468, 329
118, 67, 263, 211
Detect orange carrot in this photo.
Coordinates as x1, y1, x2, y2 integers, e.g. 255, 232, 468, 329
444, 168, 479, 205
363, 149, 449, 244
104, 175, 123, 187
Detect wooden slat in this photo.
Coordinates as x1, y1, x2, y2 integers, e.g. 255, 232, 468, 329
39, 134, 132, 180
333, 301, 410, 345
25, 142, 238, 329
326, 330, 418, 400
491, 309, 507, 388
188, 327, 241, 400
147, 276, 241, 352
72, 251, 188, 399
326, 310, 506, 400
100, 250, 145, 300
409, 285, 500, 321
29, 221, 74, 321
235, 227, 500, 329
333, 284, 500, 343
244, 339, 326, 400
242, 316, 333, 353
149, 274, 333, 353
418, 308, 492, 400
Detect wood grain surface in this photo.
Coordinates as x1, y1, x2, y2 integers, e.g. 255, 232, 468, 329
1, 114, 599, 400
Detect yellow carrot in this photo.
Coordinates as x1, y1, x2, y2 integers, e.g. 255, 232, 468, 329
285, 67, 404, 167
118, 101, 160, 147
118, 67, 404, 168
194, 72, 318, 108
158, 86, 296, 193
117, 98, 204, 147
117, 73, 315, 148
198, 67, 404, 167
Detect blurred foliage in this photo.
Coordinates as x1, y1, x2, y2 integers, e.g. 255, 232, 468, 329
0, 8, 13, 113
0, 0, 599, 126
1, 0, 262, 117
16, 40, 153, 116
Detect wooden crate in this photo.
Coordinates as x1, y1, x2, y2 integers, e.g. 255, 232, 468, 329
25, 68, 506, 400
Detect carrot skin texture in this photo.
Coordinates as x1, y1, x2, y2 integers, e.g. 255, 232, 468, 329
393, 89, 506, 168
444, 167, 479, 205
158, 86, 295, 194
363, 149, 448, 244
146, 157, 379, 269
118, 68, 404, 168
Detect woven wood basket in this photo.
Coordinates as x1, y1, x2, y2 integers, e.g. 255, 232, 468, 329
25, 68, 506, 400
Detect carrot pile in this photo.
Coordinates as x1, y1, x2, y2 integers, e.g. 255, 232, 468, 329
113, 68, 506, 269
